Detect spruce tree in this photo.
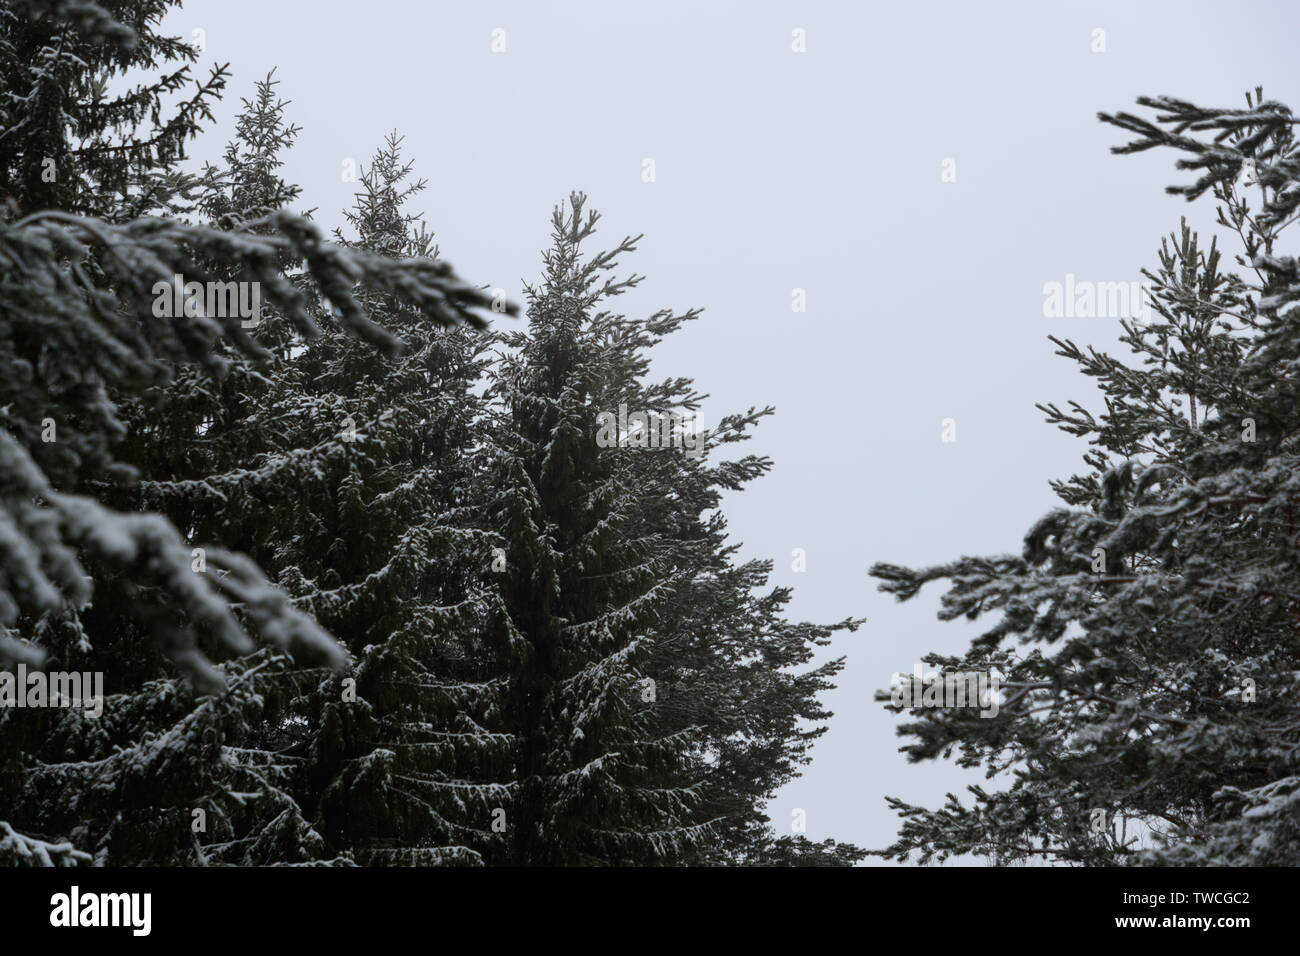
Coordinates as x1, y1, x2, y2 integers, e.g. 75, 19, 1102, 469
0, 0, 502, 864
485, 194, 862, 865
39, 72, 353, 866
260, 133, 515, 866
1, 0, 228, 220
870, 91, 1300, 866
483, 195, 706, 864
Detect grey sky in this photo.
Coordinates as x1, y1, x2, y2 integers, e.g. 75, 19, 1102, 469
167, 0, 1300, 863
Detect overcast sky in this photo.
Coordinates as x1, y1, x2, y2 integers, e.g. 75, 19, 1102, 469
166, 0, 1300, 863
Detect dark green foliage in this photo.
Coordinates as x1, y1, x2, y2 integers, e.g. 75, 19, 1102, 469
0, 0, 858, 868
0, 1, 503, 865
484, 195, 862, 865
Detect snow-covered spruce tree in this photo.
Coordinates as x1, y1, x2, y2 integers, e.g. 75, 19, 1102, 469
485, 194, 862, 865
0, 1, 502, 864
246, 133, 517, 866
483, 194, 705, 865
0, 0, 228, 220
76, 112, 514, 866
17, 74, 356, 866
869, 91, 1300, 866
